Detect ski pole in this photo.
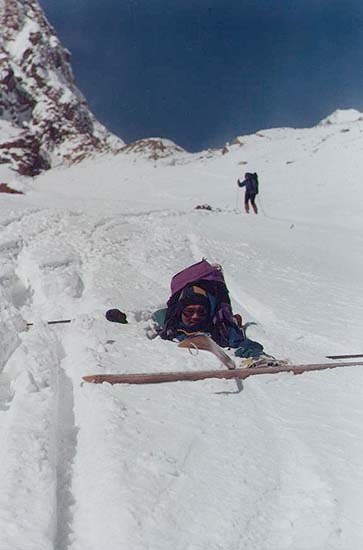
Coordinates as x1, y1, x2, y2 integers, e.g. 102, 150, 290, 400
26, 319, 72, 327
235, 188, 241, 211
27, 310, 129, 328
326, 353, 363, 359
256, 195, 267, 217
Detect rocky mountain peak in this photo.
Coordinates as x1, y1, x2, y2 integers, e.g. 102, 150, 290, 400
0, 0, 124, 177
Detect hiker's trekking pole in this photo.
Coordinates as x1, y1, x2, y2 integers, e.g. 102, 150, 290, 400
257, 195, 267, 217
235, 188, 240, 211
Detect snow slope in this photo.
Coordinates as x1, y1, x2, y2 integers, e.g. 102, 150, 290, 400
0, 116, 362, 550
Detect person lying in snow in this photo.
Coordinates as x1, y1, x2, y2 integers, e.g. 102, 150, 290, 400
106, 260, 267, 359
152, 260, 265, 359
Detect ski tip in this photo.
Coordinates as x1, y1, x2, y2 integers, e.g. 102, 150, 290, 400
82, 375, 99, 384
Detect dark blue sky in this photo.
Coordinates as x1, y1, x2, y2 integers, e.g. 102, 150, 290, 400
39, 0, 363, 151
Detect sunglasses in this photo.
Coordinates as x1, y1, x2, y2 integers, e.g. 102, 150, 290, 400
182, 305, 208, 319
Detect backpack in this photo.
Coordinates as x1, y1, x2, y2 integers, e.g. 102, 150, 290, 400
252, 176, 258, 195
250, 172, 259, 194
159, 259, 246, 347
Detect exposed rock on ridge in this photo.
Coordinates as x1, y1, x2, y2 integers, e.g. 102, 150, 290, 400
121, 138, 186, 160
0, 0, 124, 176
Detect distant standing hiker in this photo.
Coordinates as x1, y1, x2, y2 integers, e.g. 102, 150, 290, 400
237, 172, 259, 213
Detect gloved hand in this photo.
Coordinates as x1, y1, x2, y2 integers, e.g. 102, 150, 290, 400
105, 309, 128, 324
234, 338, 264, 358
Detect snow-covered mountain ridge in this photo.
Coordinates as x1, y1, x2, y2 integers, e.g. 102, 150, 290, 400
0, 0, 123, 177
28, 105, 362, 234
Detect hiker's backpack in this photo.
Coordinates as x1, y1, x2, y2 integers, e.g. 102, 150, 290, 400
159, 259, 246, 347
249, 172, 259, 194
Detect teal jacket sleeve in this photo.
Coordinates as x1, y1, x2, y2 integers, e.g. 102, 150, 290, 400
152, 308, 167, 328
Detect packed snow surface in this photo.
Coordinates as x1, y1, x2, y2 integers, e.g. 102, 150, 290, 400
0, 121, 362, 550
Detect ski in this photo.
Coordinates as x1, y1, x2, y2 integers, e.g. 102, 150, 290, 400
82, 360, 363, 385
178, 334, 236, 370
326, 353, 363, 359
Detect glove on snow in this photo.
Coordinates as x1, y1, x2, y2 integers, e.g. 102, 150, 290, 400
105, 309, 128, 324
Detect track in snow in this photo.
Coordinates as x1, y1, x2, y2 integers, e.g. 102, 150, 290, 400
0, 204, 362, 548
